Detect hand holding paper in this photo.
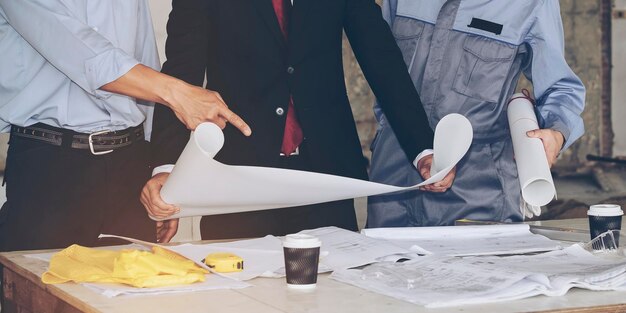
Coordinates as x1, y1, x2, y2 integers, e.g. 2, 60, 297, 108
507, 93, 557, 210
417, 114, 472, 192
526, 128, 565, 167
417, 155, 457, 192
141, 172, 179, 219
150, 114, 473, 220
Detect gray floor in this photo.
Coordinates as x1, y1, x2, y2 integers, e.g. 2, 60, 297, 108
554, 169, 626, 205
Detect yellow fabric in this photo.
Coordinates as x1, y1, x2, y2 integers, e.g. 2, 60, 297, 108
42, 245, 209, 288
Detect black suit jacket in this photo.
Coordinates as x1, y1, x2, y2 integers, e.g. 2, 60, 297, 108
152, 0, 433, 182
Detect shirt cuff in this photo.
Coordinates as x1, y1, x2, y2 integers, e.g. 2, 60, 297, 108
413, 149, 434, 169
84, 48, 139, 99
152, 164, 175, 177
543, 120, 571, 151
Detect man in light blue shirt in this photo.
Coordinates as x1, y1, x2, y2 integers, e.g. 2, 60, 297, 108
0, 0, 251, 251
368, 0, 585, 227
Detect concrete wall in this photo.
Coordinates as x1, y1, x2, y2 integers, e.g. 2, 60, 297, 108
559, 0, 603, 164
613, 0, 626, 157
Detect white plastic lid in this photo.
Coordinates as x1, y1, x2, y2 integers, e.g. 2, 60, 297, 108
588, 204, 623, 217
283, 234, 321, 249
287, 283, 317, 290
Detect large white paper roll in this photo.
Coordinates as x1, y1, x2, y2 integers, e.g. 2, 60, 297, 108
507, 93, 556, 207
157, 114, 473, 220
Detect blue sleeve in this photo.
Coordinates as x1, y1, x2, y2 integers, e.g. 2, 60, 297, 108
136, 0, 161, 73
381, 0, 398, 25
523, 0, 585, 151
0, 0, 139, 98
134, 0, 160, 140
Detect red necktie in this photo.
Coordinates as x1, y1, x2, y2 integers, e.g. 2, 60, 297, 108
272, 0, 303, 156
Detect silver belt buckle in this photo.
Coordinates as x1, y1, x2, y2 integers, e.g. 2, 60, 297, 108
279, 146, 300, 157
88, 130, 114, 155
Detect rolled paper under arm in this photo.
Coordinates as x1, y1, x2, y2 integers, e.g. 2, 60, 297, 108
507, 94, 556, 207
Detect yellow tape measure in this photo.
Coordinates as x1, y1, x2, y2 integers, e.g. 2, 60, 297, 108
202, 253, 244, 273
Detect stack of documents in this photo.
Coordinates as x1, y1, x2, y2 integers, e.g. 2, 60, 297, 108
331, 244, 626, 307
361, 224, 562, 256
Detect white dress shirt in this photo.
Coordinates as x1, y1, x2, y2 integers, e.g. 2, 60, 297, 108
0, 0, 160, 137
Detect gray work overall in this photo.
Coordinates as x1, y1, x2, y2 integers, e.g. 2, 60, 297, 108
368, 0, 585, 227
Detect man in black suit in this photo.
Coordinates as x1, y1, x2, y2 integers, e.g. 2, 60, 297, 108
143, 0, 446, 242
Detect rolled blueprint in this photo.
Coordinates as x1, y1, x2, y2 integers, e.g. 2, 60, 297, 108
507, 94, 556, 207
158, 114, 473, 220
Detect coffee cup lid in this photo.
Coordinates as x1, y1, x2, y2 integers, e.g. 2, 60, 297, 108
588, 204, 623, 217
283, 234, 321, 249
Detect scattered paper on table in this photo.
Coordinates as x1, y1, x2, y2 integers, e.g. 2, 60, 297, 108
299, 227, 411, 269
158, 114, 473, 220
331, 244, 626, 308
361, 224, 561, 256
167, 227, 413, 279
83, 276, 249, 298
167, 236, 286, 281
508, 94, 556, 208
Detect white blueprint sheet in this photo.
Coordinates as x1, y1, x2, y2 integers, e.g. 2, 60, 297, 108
361, 224, 561, 256
331, 245, 626, 308
299, 227, 411, 269
157, 114, 473, 220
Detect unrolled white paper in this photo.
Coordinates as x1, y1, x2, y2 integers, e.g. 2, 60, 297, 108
361, 224, 561, 256
156, 113, 473, 220
507, 94, 556, 208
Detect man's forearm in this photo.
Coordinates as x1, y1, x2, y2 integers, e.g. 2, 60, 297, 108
101, 64, 252, 134
101, 63, 181, 108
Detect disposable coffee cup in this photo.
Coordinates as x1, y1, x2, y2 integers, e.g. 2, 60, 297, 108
283, 234, 321, 290
588, 204, 623, 249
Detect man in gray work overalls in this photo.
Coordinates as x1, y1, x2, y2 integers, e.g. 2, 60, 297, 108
368, 0, 586, 227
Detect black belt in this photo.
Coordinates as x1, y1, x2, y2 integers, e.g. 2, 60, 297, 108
10, 123, 144, 155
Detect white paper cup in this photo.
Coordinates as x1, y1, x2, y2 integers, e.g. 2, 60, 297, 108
283, 234, 321, 289
588, 204, 623, 249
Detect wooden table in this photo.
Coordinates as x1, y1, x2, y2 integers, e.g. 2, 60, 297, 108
3, 218, 626, 313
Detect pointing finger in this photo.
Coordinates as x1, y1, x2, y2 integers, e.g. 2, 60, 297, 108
222, 108, 252, 136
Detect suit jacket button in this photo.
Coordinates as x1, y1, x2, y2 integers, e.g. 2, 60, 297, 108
287, 66, 295, 74
276, 107, 285, 116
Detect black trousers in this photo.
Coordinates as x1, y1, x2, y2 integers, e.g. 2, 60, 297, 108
0, 133, 155, 252
200, 143, 359, 239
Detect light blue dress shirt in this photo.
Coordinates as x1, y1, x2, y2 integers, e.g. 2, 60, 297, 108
0, 0, 160, 138
368, 0, 586, 227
